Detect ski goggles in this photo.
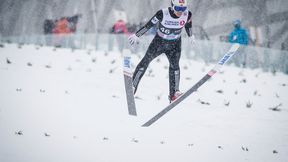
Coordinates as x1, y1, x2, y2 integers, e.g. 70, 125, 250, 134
173, 6, 187, 12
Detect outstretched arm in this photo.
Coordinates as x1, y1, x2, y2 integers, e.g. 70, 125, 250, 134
185, 11, 193, 37
185, 11, 196, 45
135, 10, 163, 37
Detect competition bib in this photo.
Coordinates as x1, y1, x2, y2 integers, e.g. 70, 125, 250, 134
157, 8, 188, 40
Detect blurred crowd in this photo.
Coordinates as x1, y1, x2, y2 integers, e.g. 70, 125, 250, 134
109, 19, 249, 46
43, 14, 82, 35
42, 14, 287, 51
110, 19, 156, 35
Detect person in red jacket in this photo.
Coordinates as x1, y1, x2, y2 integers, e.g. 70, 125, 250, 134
52, 17, 71, 34
112, 20, 129, 34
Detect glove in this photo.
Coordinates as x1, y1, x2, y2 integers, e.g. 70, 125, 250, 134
128, 34, 140, 46
189, 34, 196, 46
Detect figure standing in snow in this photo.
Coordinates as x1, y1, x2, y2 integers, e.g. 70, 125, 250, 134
229, 20, 248, 45
112, 19, 129, 34
128, 0, 196, 102
229, 20, 249, 67
112, 19, 129, 52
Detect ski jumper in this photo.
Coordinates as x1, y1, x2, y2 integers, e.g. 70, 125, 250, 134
132, 7, 193, 98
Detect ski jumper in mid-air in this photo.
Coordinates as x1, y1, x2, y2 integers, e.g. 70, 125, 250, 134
128, 0, 196, 102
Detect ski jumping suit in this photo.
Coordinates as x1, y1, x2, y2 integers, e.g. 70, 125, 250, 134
132, 7, 193, 99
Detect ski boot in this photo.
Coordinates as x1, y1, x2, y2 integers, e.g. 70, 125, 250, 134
169, 91, 183, 103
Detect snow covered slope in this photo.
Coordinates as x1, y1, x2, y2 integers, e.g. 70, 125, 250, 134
0, 43, 287, 162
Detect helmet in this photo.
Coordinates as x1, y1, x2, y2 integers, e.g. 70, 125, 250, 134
233, 20, 241, 25
171, 0, 188, 12
233, 20, 241, 28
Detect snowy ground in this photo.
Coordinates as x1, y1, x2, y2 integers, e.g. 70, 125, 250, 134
0, 43, 287, 162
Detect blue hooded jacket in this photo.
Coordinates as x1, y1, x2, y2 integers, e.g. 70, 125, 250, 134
229, 23, 249, 45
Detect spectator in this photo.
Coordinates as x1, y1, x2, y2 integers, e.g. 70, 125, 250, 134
52, 17, 71, 34
111, 19, 129, 52
229, 20, 248, 45
229, 20, 249, 68
52, 17, 72, 47
112, 19, 129, 34
66, 14, 82, 33
43, 19, 55, 34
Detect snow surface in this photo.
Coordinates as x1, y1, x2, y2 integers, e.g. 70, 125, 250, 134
0, 43, 288, 162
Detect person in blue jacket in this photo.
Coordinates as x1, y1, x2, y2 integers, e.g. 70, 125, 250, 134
229, 20, 248, 45
229, 20, 249, 67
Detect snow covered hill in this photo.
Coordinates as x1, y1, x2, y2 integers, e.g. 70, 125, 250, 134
0, 43, 287, 162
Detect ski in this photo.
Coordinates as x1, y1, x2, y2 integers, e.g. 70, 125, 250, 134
142, 43, 240, 127
123, 52, 137, 116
